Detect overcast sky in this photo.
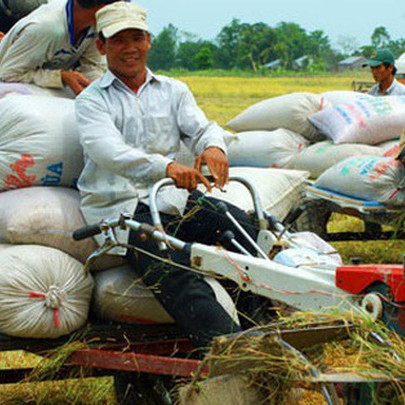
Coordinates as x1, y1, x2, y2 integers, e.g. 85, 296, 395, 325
141, 0, 405, 51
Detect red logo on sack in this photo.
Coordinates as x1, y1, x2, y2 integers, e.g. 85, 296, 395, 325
4, 154, 36, 190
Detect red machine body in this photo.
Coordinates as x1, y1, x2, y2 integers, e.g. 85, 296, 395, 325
336, 264, 405, 302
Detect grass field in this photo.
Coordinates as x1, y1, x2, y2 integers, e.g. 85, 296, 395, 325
1, 72, 404, 404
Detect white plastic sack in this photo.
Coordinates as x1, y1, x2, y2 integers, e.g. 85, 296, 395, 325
92, 266, 239, 325
23, 83, 76, 99
227, 129, 309, 168
0, 82, 32, 98
321, 91, 373, 107
378, 139, 400, 157
0, 95, 82, 191
314, 156, 405, 206
175, 131, 238, 168
0, 245, 93, 338
287, 141, 383, 179
0, 187, 126, 270
0, 81, 75, 99
287, 231, 342, 265
274, 247, 340, 268
226, 92, 330, 140
198, 167, 310, 221
308, 96, 405, 145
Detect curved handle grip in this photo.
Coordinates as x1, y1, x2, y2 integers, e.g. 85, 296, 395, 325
72, 222, 102, 241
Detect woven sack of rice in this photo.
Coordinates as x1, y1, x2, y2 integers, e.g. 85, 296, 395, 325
92, 266, 239, 325
227, 129, 309, 168
321, 90, 373, 106
0, 244, 93, 338
308, 96, 405, 145
0, 95, 81, 191
314, 156, 405, 206
198, 167, 310, 222
226, 92, 330, 141
377, 138, 400, 157
287, 141, 383, 178
0, 187, 125, 270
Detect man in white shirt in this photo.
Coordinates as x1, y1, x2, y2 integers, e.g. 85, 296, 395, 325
364, 49, 405, 96
0, 0, 120, 95
76, 2, 270, 348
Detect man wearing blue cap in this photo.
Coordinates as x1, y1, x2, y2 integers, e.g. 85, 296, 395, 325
364, 49, 405, 96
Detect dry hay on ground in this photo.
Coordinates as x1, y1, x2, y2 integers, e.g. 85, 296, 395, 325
179, 312, 405, 405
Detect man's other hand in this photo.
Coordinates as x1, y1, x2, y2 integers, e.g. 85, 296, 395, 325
61, 70, 91, 95
195, 147, 229, 190
0, 32, 4, 42
166, 162, 211, 192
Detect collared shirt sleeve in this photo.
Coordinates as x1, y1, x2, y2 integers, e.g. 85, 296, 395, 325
0, 23, 63, 88
76, 91, 173, 184
78, 39, 105, 82
176, 83, 227, 156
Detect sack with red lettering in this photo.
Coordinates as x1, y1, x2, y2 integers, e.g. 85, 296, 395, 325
0, 95, 82, 191
308, 96, 405, 144
378, 139, 400, 157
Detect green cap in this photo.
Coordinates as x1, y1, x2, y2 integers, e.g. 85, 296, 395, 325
363, 49, 395, 67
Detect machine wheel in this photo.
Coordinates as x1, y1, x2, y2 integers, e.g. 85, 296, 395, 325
364, 282, 405, 335
113, 371, 174, 405
293, 199, 332, 240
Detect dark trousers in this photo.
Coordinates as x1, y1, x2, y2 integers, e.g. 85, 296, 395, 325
127, 190, 265, 348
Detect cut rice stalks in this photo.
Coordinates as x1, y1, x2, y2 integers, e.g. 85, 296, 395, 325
183, 311, 405, 404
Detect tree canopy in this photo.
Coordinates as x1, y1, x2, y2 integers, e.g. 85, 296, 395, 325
147, 21, 405, 72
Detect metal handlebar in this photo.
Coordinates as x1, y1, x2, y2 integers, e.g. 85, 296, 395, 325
149, 175, 267, 233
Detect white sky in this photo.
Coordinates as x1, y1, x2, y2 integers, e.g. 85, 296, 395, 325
141, 0, 405, 51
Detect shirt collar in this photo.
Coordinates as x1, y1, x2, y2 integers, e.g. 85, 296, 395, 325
385, 78, 397, 94
100, 68, 159, 89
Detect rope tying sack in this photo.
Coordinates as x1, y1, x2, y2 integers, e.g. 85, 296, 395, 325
29, 286, 67, 328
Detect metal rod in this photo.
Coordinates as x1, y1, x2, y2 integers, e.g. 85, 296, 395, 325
230, 238, 253, 256
224, 211, 270, 261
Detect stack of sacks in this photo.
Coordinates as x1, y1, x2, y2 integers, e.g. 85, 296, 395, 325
224, 92, 328, 173
225, 91, 402, 179
314, 156, 405, 206
0, 92, 311, 332
0, 94, 124, 338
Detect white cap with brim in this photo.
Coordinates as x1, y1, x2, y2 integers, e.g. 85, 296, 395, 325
96, 2, 148, 39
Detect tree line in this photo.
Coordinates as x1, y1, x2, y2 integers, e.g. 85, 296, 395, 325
147, 19, 405, 72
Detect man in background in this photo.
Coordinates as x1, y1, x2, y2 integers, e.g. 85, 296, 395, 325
0, 0, 120, 95
364, 49, 405, 96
